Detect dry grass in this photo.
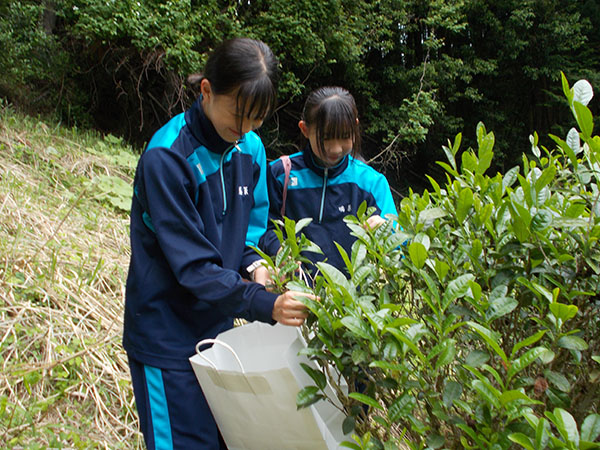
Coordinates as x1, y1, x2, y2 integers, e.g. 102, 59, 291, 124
0, 105, 143, 448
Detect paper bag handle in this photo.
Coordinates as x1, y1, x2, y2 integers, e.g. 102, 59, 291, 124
195, 339, 245, 373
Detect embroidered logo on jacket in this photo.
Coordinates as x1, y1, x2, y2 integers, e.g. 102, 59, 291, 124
338, 204, 352, 213
238, 185, 249, 196
290, 177, 298, 186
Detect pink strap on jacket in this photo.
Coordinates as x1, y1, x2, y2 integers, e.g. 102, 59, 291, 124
280, 155, 291, 217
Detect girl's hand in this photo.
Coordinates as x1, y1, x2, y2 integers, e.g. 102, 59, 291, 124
252, 265, 272, 287
272, 291, 317, 326
366, 215, 385, 230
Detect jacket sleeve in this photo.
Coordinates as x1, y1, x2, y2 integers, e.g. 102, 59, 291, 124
138, 147, 276, 323
241, 138, 271, 273
258, 159, 284, 256
373, 174, 398, 218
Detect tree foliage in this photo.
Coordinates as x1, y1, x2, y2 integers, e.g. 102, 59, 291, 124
0, 0, 598, 190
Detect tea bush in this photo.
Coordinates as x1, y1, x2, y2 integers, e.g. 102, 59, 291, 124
260, 74, 600, 449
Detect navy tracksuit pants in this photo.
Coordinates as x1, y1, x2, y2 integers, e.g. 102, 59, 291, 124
128, 356, 227, 450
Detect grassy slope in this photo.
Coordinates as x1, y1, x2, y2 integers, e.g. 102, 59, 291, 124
0, 102, 143, 449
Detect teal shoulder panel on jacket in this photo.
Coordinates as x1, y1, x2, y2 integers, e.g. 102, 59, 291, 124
146, 113, 187, 151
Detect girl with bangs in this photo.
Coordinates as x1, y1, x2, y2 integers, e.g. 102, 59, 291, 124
124, 38, 312, 450
260, 86, 397, 278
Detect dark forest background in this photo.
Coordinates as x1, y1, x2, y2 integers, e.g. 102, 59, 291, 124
1, 0, 599, 195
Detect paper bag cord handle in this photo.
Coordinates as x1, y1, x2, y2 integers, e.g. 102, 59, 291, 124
280, 155, 291, 217
195, 339, 246, 373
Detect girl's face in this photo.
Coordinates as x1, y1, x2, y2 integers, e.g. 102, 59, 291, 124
201, 79, 264, 143
299, 120, 353, 168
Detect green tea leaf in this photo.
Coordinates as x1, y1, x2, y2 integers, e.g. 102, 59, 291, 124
486, 296, 518, 322
333, 245, 354, 281
300, 363, 326, 390
471, 379, 501, 409
477, 133, 494, 175
573, 101, 594, 138
531, 210, 552, 232
565, 201, 586, 218
356, 200, 368, 219
462, 151, 478, 174
557, 335, 588, 351
534, 165, 556, 191
426, 433, 445, 449
294, 217, 313, 234
435, 338, 456, 370
351, 348, 369, 364
561, 71, 572, 103
317, 311, 333, 336
385, 327, 428, 364
535, 417, 550, 450
341, 316, 375, 341
388, 394, 416, 422
549, 303, 578, 322
351, 265, 373, 286
408, 242, 427, 269
342, 415, 355, 435
508, 347, 546, 380
531, 132, 541, 158
442, 274, 475, 310
511, 330, 547, 358
296, 386, 323, 409
456, 187, 474, 222
384, 232, 407, 253
349, 392, 383, 410
572, 79, 594, 106
418, 207, 447, 223
442, 143, 457, 170
512, 214, 530, 242
566, 127, 581, 155
427, 175, 443, 196
369, 360, 404, 371
553, 408, 580, 447
550, 132, 579, 170
437, 161, 459, 177
443, 380, 462, 407
317, 262, 349, 291
465, 350, 489, 367
467, 322, 508, 363
508, 433, 534, 450
500, 390, 541, 407
544, 370, 571, 393
581, 414, 600, 442
503, 166, 520, 193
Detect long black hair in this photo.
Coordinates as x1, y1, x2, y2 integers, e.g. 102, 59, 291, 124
190, 37, 279, 125
301, 86, 361, 156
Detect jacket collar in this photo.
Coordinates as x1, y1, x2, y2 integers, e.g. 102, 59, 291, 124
302, 144, 349, 178
185, 96, 244, 154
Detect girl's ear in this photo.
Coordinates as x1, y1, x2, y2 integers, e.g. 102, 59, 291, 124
298, 120, 309, 138
200, 78, 212, 100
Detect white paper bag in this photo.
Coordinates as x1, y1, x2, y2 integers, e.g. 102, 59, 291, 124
189, 322, 347, 450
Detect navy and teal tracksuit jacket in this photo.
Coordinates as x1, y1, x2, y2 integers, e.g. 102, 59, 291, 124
260, 145, 398, 273
123, 97, 277, 371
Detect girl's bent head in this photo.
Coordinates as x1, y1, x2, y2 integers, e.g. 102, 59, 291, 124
201, 38, 279, 142
300, 86, 360, 167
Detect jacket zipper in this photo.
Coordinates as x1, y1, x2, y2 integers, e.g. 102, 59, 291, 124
219, 142, 241, 215
319, 168, 328, 223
